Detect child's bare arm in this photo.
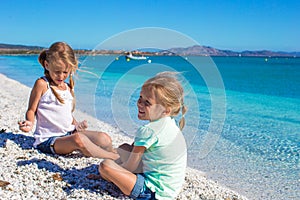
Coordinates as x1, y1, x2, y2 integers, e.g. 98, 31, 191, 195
19, 79, 45, 132
121, 146, 145, 172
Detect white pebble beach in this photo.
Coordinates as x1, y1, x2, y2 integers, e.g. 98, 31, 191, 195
0, 73, 249, 200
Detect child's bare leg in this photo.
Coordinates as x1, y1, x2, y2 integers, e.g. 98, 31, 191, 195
80, 130, 115, 152
99, 159, 137, 195
53, 133, 119, 160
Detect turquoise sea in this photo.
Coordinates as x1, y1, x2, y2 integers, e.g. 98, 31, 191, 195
0, 55, 299, 200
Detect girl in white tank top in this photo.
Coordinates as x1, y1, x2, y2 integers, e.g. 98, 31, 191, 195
33, 76, 75, 147
18, 42, 119, 160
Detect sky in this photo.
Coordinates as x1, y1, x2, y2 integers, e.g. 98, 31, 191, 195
1, 0, 300, 52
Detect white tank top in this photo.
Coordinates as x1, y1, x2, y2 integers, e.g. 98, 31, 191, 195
33, 77, 75, 147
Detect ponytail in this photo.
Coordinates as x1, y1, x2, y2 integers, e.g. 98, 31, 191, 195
38, 50, 47, 67
69, 73, 76, 112
50, 86, 65, 104
179, 104, 187, 130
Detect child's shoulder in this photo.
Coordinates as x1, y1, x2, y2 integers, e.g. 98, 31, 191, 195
35, 77, 47, 85
137, 124, 155, 139
33, 77, 48, 90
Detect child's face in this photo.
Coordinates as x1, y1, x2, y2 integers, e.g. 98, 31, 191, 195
45, 59, 70, 87
137, 87, 166, 121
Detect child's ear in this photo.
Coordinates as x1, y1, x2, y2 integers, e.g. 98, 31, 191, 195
165, 107, 171, 115
44, 60, 49, 70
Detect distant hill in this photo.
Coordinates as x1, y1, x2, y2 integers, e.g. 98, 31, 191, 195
0, 43, 44, 50
0, 43, 299, 57
164, 45, 300, 57
0, 43, 45, 54
161, 45, 238, 56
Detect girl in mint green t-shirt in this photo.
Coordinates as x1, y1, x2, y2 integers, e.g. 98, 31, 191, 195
99, 72, 187, 199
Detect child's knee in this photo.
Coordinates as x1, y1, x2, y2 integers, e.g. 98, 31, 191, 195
104, 132, 112, 143
99, 132, 112, 146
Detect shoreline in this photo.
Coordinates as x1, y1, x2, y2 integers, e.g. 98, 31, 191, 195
1, 53, 300, 59
0, 73, 248, 200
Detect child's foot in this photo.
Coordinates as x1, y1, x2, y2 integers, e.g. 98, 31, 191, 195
112, 148, 118, 154
111, 152, 120, 160
75, 120, 88, 132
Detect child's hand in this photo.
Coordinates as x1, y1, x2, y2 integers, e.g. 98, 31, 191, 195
18, 120, 33, 132
75, 120, 88, 132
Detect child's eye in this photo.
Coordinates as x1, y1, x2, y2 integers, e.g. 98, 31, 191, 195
138, 97, 151, 107
145, 101, 151, 107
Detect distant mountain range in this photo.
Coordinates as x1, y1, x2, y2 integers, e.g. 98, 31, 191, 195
0, 43, 44, 54
163, 45, 300, 57
0, 43, 44, 50
0, 43, 299, 57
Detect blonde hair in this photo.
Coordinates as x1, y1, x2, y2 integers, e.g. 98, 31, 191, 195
142, 72, 187, 130
38, 42, 78, 111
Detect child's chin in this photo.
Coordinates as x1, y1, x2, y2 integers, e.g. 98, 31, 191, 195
138, 115, 147, 120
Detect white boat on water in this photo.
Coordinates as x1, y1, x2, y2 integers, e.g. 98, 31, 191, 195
125, 53, 148, 60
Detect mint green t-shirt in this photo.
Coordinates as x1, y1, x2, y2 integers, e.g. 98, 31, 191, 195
134, 117, 187, 200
